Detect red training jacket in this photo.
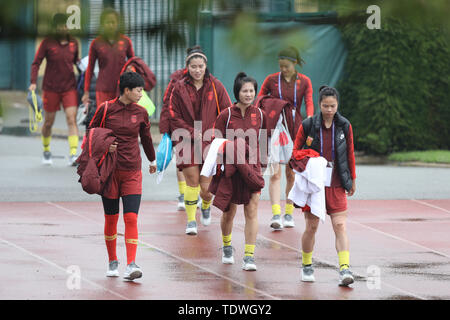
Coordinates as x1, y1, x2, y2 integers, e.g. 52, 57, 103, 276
84, 34, 134, 93
259, 72, 314, 122
30, 37, 79, 92
88, 98, 155, 171
159, 68, 187, 134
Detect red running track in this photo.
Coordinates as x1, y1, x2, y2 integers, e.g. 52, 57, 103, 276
0, 199, 449, 300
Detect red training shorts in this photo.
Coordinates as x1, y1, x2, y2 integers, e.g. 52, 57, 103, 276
103, 169, 142, 199
302, 186, 347, 215
42, 90, 78, 112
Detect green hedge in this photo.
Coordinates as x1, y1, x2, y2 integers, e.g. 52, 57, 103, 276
337, 18, 450, 155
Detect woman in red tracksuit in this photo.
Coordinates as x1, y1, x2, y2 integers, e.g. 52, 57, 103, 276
259, 46, 315, 230
29, 13, 80, 166
159, 68, 190, 211
82, 8, 134, 109
88, 72, 156, 281
169, 46, 232, 235
211, 72, 267, 271
292, 86, 356, 286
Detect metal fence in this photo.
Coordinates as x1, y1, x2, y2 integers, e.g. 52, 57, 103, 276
112, 0, 192, 120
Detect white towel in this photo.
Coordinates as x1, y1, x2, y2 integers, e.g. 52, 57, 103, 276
288, 156, 328, 222
200, 138, 228, 177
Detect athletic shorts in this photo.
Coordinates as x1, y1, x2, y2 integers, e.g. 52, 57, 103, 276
103, 169, 142, 199
42, 90, 78, 112
96, 91, 117, 108
302, 186, 347, 215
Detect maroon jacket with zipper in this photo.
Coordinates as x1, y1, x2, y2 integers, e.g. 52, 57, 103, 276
88, 98, 155, 171
159, 68, 187, 134
169, 73, 232, 166
76, 127, 117, 195
116, 56, 157, 94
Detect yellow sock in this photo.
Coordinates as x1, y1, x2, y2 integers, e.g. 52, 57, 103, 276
272, 204, 281, 216
244, 244, 255, 257
178, 181, 186, 195
42, 135, 51, 152
202, 199, 212, 210
185, 185, 199, 222
222, 234, 232, 247
302, 251, 313, 266
338, 251, 350, 271
285, 203, 294, 215
68, 135, 79, 156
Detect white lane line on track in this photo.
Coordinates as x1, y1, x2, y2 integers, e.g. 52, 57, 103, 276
212, 213, 428, 300
46, 201, 281, 300
410, 199, 450, 215
0, 237, 129, 300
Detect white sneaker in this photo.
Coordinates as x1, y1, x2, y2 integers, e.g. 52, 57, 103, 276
339, 268, 354, 286
123, 262, 142, 281
42, 151, 53, 165
270, 214, 283, 230
177, 194, 185, 211
68, 154, 78, 166
283, 214, 295, 228
185, 221, 198, 235
200, 206, 211, 226
222, 246, 234, 264
242, 256, 257, 271
106, 260, 119, 277
301, 265, 315, 282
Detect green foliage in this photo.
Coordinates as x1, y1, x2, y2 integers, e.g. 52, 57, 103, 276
337, 18, 450, 155
388, 150, 450, 164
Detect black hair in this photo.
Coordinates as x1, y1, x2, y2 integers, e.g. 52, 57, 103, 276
119, 72, 145, 95
233, 72, 257, 102
318, 85, 339, 104
100, 8, 120, 26
278, 46, 305, 68
186, 45, 207, 65
52, 13, 68, 29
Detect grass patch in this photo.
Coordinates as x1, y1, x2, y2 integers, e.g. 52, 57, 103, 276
388, 150, 450, 164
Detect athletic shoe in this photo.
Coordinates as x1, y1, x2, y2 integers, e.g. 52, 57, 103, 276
338, 268, 354, 286
106, 260, 119, 277
200, 206, 211, 226
283, 214, 295, 228
42, 151, 52, 165
222, 245, 234, 264
242, 256, 257, 271
177, 194, 185, 211
185, 221, 198, 235
68, 154, 78, 167
123, 262, 142, 281
270, 214, 283, 230
301, 265, 315, 282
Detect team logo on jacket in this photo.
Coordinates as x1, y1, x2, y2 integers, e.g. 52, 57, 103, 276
118, 40, 125, 51
131, 115, 137, 123
69, 42, 77, 53
251, 113, 257, 126
208, 91, 213, 101
306, 136, 313, 146
269, 110, 276, 118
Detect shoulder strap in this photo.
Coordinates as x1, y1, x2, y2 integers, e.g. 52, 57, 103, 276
100, 101, 109, 128
258, 107, 263, 141
226, 107, 231, 129
211, 79, 221, 116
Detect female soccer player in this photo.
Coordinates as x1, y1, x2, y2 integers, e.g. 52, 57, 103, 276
29, 13, 80, 166
88, 72, 156, 281
259, 46, 315, 230
169, 46, 232, 235
211, 72, 266, 271
292, 85, 356, 286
